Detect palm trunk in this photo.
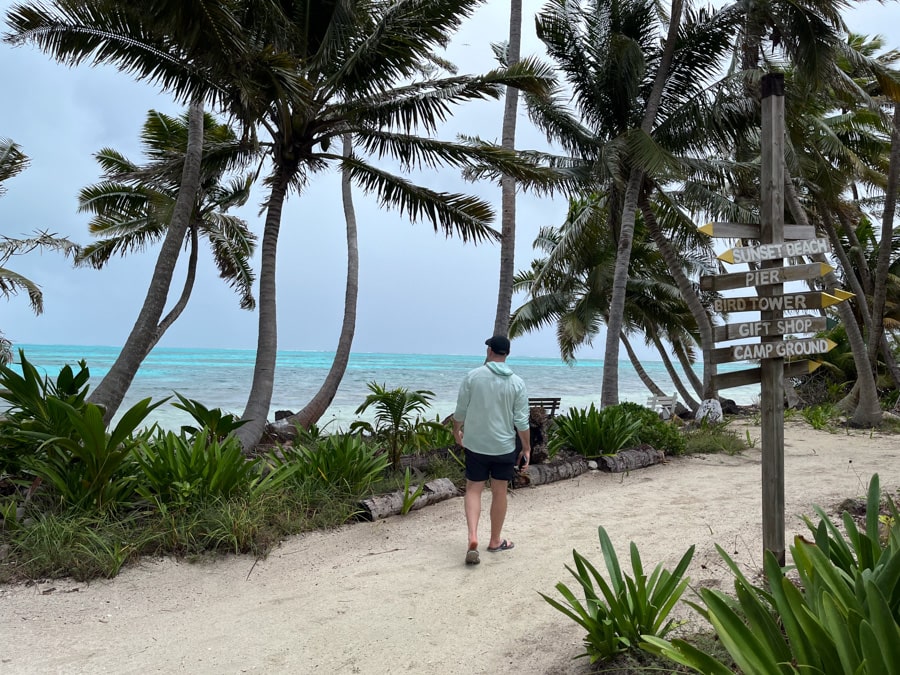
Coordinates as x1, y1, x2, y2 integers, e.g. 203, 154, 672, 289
783, 173, 881, 426
492, 0, 522, 337
835, 206, 872, 295
288, 135, 358, 430
621, 331, 665, 396
600, 0, 683, 407
867, 103, 900, 365
147, 225, 199, 352
648, 327, 699, 411
88, 100, 204, 422
236, 167, 290, 450
640, 195, 716, 398
818, 204, 872, 337
673, 338, 704, 399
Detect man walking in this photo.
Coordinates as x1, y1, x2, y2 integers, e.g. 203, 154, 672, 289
452, 335, 531, 565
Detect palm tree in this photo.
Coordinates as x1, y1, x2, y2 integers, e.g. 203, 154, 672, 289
4, 0, 302, 421
510, 192, 713, 408
75, 109, 257, 353
284, 134, 358, 431
492, 0, 523, 337
0, 139, 78, 360
230, 1, 554, 450
524, 0, 739, 406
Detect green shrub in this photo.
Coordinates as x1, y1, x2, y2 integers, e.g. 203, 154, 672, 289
136, 429, 290, 507
23, 398, 163, 511
645, 474, 900, 674
617, 401, 686, 455
548, 404, 641, 458
682, 421, 747, 455
0, 351, 91, 474
170, 393, 247, 439
276, 433, 389, 495
542, 526, 694, 663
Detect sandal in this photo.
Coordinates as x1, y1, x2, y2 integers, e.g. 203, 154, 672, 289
465, 548, 480, 565
487, 539, 515, 552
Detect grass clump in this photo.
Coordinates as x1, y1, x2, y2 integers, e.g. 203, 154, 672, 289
682, 421, 747, 455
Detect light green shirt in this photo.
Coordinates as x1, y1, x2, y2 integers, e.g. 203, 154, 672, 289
453, 361, 528, 456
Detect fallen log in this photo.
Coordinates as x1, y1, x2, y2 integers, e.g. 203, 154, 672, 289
595, 445, 665, 473
358, 478, 460, 521
512, 455, 589, 488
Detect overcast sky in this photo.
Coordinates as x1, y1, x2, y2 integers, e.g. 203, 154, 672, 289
2, 1, 898, 361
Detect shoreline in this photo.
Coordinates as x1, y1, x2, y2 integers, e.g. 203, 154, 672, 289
2, 419, 898, 674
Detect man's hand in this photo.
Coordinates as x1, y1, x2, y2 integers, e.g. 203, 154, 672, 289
518, 446, 531, 471
452, 419, 464, 448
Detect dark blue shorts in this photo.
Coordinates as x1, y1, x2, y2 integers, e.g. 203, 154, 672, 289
465, 448, 517, 482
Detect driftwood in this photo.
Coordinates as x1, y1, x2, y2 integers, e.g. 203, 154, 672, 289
358, 478, 460, 521
594, 445, 665, 473
512, 455, 589, 488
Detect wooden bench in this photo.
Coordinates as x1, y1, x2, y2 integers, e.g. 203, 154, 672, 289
529, 397, 562, 418
647, 393, 678, 420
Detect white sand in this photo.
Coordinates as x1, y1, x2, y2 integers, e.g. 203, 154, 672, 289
2, 419, 898, 674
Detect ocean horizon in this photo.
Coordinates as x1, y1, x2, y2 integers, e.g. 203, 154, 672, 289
7, 343, 762, 432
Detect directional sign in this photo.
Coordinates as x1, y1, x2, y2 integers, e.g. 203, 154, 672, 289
700, 222, 817, 241
713, 315, 828, 342
832, 288, 854, 301
711, 338, 837, 365
700, 262, 833, 292
712, 291, 846, 313
715, 360, 822, 390
718, 238, 831, 264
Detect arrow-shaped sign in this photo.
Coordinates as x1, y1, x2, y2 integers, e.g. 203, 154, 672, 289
718, 238, 831, 264
700, 262, 832, 292
713, 315, 828, 342
700, 222, 817, 241
715, 359, 822, 390
711, 338, 837, 364
712, 292, 847, 313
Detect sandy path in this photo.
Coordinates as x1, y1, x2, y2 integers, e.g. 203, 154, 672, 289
2, 420, 899, 674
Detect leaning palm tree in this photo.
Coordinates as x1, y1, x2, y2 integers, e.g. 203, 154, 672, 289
75, 109, 257, 353
4, 0, 303, 422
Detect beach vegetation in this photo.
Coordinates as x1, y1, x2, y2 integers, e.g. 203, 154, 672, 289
681, 421, 747, 456
617, 401, 687, 456
273, 433, 390, 496
645, 475, 900, 674
541, 525, 694, 664
22, 398, 162, 512
350, 382, 437, 471
171, 393, 248, 440
548, 404, 642, 458
135, 429, 294, 507
0, 350, 92, 474
801, 403, 839, 432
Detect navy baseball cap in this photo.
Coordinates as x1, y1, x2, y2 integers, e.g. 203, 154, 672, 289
485, 335, 510, 355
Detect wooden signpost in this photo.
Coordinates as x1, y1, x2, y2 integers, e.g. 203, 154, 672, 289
699, 74, 854, 566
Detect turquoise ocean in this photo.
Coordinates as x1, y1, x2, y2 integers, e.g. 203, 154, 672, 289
9, 344, 761, 431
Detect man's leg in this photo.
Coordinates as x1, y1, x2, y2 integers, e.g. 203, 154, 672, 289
488, 479, 509, 550
464, 479, 485, 551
